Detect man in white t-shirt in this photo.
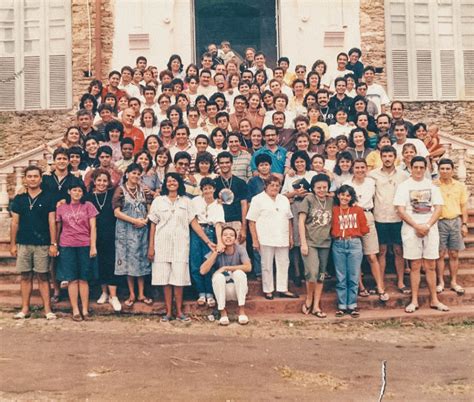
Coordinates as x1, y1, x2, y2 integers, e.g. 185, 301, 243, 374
323, 52, 352, 91
249, 52, 273, 79
393, 156, 447, 313
392, 122, 429, 160
364, 66, 390, 114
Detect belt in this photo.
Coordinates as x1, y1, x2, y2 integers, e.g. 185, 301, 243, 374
334, 236, 361, 240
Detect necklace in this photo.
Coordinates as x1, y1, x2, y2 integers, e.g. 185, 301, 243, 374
53, 173, 67, 191
69, 203, 83, 225
316, 195, 327, 211
126, 184, 138, 199
221, 176, 233, 190
94, 191, 108, 211
28, 193, 40, 210
355, 148, 365, 159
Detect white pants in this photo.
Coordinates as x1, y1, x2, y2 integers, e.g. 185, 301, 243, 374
212, 270, 248, 310
260, 245, 290, 293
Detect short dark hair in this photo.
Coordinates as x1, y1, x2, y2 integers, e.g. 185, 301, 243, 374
104, 121, 124, 142
348, 47, 362, 57
410, 155, 427, 168
364, 65, 376, 74
53, 147, 69, 160
278, 57, 290, 65
97, 145, 113, 157
216, 151, 233, 164
255, 153, 272, 166
121, 137, 135, 148
310, 173, 331, 189
200, 177, 217, 191
290, 150, 311, 172
24, 165, 42, 176
438, 158, 454, 169
335, 184, 358, 206
173, 151, 191, 165
380, 145, 397, 157
65, 177, 88, 204
195, 151, 214, 173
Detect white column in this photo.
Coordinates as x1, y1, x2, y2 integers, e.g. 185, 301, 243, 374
457, 148, 467, 183
0, 173, 9, 216
14, 166, 24, 195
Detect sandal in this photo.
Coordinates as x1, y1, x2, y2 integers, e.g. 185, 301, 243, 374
430, 302, 450, 312
161, 315, 172, 322
335, 310, 346, 317
13, 311, 30, 320
197, 296, 206, 306
45, 312, 57, 320
176, 314, 191, 322
451, 285, 465, 296
436, 284, 444, 294
72, 314, 83, 322
137, 297, 153, 306
278, 291, 299, 299
301, 303, 312, 315
206, 297, 216, 308
358, 288, 370, 297
312, 310, 327, 319
398, 286, 411, 295
378, 291, 390, 302
349, 309, 360, 318
405, 303, 419, 313
124, 298, 135, 307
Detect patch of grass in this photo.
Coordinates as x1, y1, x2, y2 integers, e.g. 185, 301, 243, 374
422, 379, 473, 395
275, 365, 348, 390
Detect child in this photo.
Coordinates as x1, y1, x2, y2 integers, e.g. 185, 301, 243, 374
56, 178, 98, 321
331, 185, 369, 318
218, 41, 236, 64
336, 135, 349, 152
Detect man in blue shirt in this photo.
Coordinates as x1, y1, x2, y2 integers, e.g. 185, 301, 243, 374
250, 125, 287, 181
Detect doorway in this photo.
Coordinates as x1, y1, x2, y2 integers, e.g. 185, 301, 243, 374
194, 0, 278, 66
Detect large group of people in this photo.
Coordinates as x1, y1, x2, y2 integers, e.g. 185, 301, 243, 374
10, 42, 469, 325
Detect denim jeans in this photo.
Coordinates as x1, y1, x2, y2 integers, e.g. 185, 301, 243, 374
190, 226, 216, 297
332, 238, 363, 310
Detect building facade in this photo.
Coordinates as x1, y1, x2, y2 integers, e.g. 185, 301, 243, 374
0, 0, 473, 162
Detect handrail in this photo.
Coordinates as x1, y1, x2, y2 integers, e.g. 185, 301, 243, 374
439, 132, 474, 155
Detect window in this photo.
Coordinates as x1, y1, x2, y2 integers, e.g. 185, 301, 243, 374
0, 0, 72, 111
386, 0, 474, 101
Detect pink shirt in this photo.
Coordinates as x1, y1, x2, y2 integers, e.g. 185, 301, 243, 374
56, 201, 98, 247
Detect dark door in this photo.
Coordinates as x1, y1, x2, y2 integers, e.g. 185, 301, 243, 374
194, 0, 278, 66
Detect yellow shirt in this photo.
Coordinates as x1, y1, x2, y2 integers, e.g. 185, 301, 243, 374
366, 150, 400, 170
434, 179, 468, 219
284, 71, 297, 87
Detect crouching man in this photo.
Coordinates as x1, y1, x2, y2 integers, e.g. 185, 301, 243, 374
200, 226, 251, 326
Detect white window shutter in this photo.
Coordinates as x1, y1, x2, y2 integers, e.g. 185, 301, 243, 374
0, 57, 16, 110
391, 49, 410, 99
49, 54, 67, 108
416, 50, 433, 99
463, 50, 474, 98
24, 55, 41, 109
439, 50, 456, 99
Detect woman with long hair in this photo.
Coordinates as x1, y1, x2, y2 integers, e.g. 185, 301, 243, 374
134, 150, 160, 200
140, 108, 160, 138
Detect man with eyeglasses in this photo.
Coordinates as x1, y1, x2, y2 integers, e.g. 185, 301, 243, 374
187, 106, 206, 142
356, 82, 378, 117
250, 125, 287, 181
156, 94, 171, 123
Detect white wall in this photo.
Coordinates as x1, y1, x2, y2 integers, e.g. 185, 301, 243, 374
112, 0, 194, 71
112, 0, 361, 72
278, 0, 361, 71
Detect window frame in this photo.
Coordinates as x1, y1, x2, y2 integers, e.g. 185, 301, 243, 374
385, 0, 471, 101
0, 0, 73, 111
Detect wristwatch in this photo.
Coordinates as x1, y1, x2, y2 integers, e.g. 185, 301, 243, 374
50, 243, 57, 246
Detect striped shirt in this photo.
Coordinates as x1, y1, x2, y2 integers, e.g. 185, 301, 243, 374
230, 150, 252, 182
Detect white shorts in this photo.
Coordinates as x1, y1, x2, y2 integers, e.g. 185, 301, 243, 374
151, 262, 191, 286
401, 223, 440, 260
362, 211, 379, 255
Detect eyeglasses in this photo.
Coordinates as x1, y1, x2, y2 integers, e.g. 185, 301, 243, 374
176, 162, 189, 167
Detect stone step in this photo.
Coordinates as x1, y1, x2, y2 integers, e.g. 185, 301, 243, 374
1, 286, 473, 317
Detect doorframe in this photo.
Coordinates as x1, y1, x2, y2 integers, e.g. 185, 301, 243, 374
191, 0, 280, 64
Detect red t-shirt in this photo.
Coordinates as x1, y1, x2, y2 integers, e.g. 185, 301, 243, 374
101, 86, 126, 100
123, 126, 145, 154
331, 205, 369, 238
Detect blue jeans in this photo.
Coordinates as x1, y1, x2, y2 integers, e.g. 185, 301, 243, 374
190, 226, 216, 297
332, 238, 363, 310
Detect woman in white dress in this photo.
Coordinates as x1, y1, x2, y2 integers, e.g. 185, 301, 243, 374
148, 172, 216, 322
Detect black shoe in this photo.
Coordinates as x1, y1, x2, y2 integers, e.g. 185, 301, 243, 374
278, 292, 299, 299
264, 293, 274, 300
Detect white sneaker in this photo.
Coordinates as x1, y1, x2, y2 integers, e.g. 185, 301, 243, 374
219, 316, 230, 326
109, 296, 122, 312
238, 314, 249, 325
97, 293, 108, 304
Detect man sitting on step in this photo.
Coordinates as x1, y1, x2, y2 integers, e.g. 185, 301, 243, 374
200, 226, 251, 326
10, 165, 58, 320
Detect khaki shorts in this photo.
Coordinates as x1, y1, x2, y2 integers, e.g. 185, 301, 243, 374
362, 211, 380, 255
16, 244, 50, 274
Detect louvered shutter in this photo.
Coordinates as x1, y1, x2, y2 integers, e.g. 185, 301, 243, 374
463, 50, 474, 97
24, 56, 41, 109
0, 57, 16, 110
49, 55, 67, 108
415, 50, 433, 99
391, 50, 409, 99
439, 50, 456, 98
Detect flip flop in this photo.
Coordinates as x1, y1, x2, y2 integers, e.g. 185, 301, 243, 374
349, 309, 360, 318
124, 298, 135, 307
161, 315, 172, 322
13, 311, 30, 320
430, 302, 450, 312
436, 284, 444, 294
358, 288, 370, 297
335, 310, 346, 317
451, 285, 465, 296
72, 314, 83, 322
405, 303, 419, 313
301, 303, 312, 315
137, 297, 153, 306
398, 286, 411, 295
378, 291, 390, 302
312, 310, 327, 318
176, 314, 191, 322
45, 312, 57, 320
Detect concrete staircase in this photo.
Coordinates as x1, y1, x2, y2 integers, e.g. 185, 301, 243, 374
1, 212, 473, 322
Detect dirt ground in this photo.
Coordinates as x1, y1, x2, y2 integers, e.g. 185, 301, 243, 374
0, 312, 473, 401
